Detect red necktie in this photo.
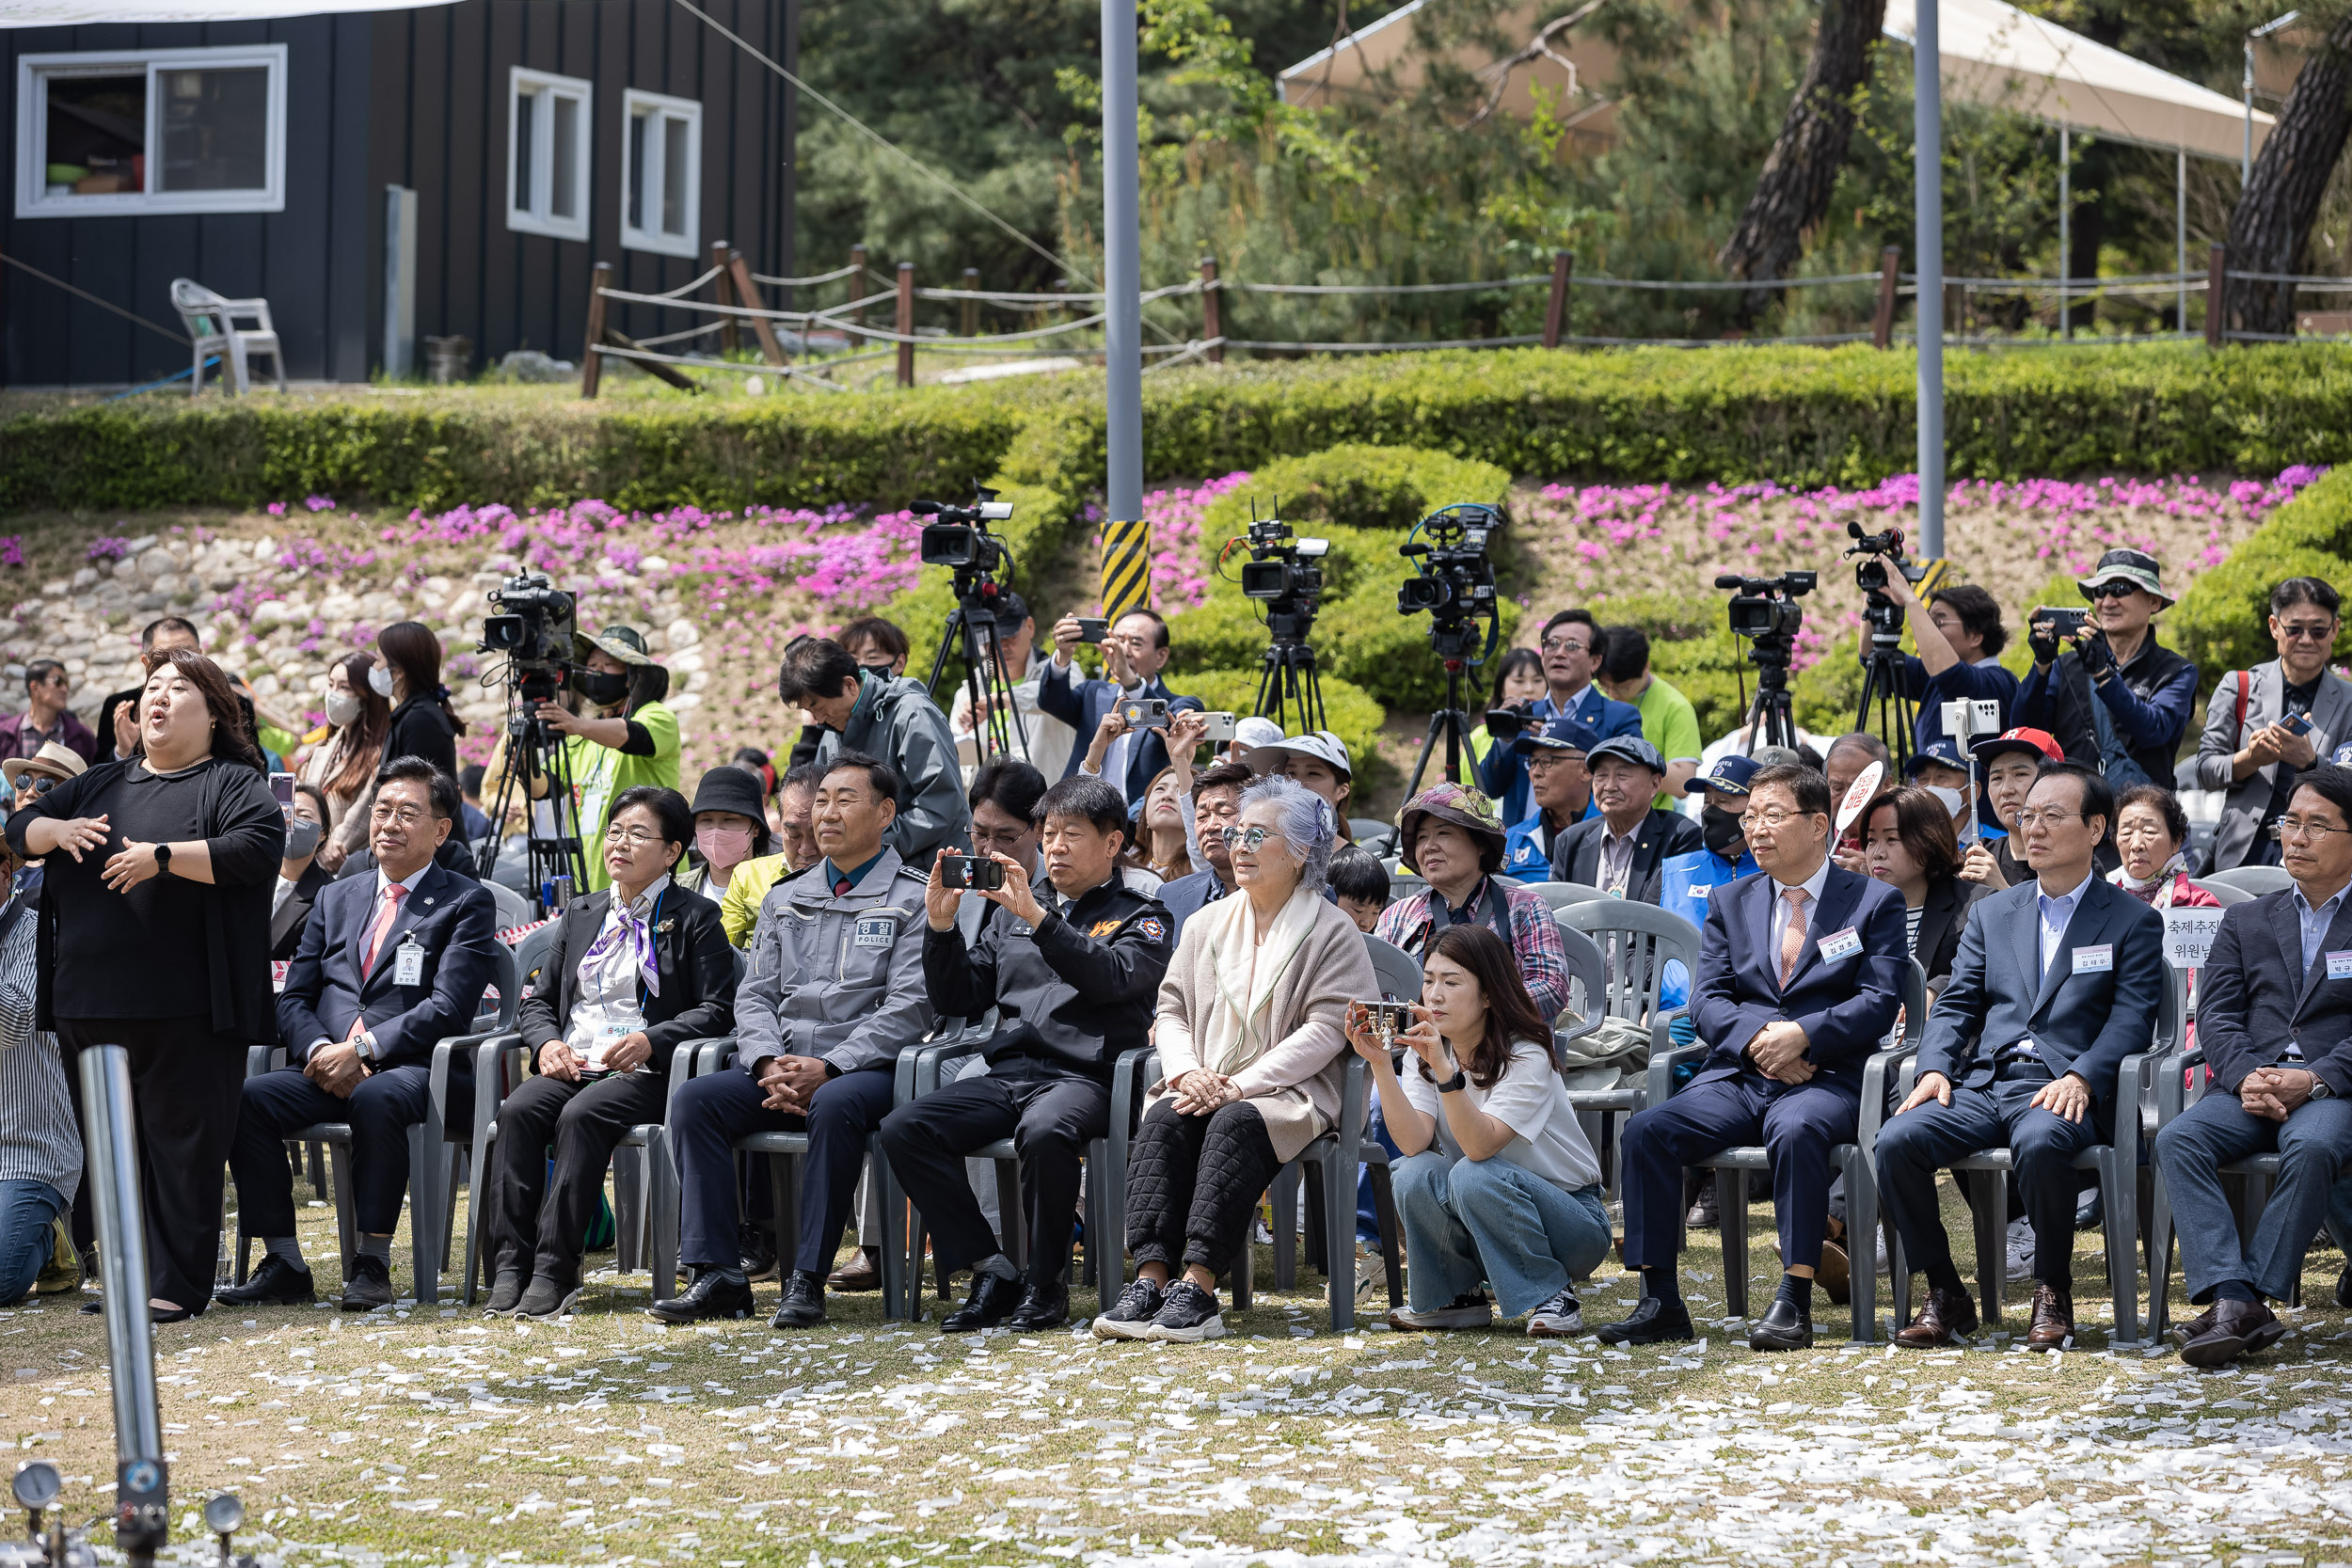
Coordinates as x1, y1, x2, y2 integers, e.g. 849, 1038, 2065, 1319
1778, 887, 1808, 986
362, 883, 409, 977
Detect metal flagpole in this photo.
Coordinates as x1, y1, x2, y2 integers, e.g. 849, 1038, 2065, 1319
1915, 0, 1944, 557
2177, 147, 2189, 334
2058, 122, 2070, 340
1101, 0, 1142, 527
78, 1045, 170, 1565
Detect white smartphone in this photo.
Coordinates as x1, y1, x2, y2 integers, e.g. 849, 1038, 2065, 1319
1199, 711, 1238, 743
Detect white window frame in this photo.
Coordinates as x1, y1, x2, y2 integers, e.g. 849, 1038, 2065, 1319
14, 44, 288, 219
618, 87, 701, 259
507, 66, 592, 242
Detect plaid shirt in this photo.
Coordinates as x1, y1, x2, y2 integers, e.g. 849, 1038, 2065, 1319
1374, 879, 1569, 1022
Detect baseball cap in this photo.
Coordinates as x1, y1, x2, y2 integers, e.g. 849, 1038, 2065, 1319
1683, 753, 1759, 797
1903, 740, 1970, 777
987, 588, 1031, 633
1585, 735, 1665, 774
1241, 730, 1352, 779
2077, 547, 2173, 609
1969, 726, 2062, 766
1514, 715, 1602, 757
1232, 716, 1284, 753
1750, 744, 1804, 768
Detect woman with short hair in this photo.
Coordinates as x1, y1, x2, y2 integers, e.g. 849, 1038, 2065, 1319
2109, 784, 2222, 911
1094, 775, 1375, 1343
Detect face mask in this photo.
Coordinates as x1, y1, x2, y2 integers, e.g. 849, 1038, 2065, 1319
696, 825, 755, 867
324, 690, 360, 728
368, 663, 396, 698
578, 669, 631, 707
283, 816, 324, 860
1701, 803, 1746, 858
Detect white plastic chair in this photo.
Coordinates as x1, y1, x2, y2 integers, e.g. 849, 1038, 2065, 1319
169, 277, 285, 394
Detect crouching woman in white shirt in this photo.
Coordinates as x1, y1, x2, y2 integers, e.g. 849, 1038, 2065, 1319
1348, 923, 1608, 1336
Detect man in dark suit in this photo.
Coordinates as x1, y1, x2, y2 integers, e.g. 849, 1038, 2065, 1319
1878, 762, 2167, 1350
1550, 736, 1701, 904
1597, 763, 1909, 1350
218, 759, 500, 1312
1036, 609, 1200, 802
2154, 765, 2352, 1366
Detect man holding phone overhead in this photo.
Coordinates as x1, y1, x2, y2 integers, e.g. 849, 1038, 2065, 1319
1039, 609, 1200, 804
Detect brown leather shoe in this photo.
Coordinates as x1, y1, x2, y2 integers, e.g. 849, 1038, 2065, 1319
2024, 1282, 2074, 1351
1814, 1239, 1851, 1306
827, 1246, 883, 1292
2180, 1297, 2284, 1368
2168, 1304, 2217, 1347
1894, 1284, 1980, 1348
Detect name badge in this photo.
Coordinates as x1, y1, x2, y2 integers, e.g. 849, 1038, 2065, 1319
2072, 943, 2113, 975
853, 915, 897, 949
2328, 950, 2352, 981
391, 938, 425, 988
1817, 927, 1863, 964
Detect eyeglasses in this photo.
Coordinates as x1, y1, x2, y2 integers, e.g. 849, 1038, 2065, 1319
1736, 808, 1820, 831
1540, 637, 1593, 655
2085, 581, 2140, 601
2278, 622, 2339, 642
2271, 817, 2352, 843
370, 805, 430, 828
2012, 808, 2088, 830
1217, 826, 1286, 851
604, 825, 666, 847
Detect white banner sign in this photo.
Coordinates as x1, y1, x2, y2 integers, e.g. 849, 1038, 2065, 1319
2164, 906, 2224, 971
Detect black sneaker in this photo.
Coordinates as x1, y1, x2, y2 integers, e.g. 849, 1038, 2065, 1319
1144, 1279, 1225, 1343
215, 1254, 315, 1307
513, 1275, 582, 1322
1092, 1277, 1166, 1340
485, 1269, 527, 1317
769, 1271, 827, 1329
739, 1224, 780, 1284
1525, 1287, 1583, 1337
339, 1255, 396, 1313
646, 1270, 755, 1325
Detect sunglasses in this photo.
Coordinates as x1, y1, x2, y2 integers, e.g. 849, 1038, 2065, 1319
20, 775, 58, 797
2085, 581, 2141, 601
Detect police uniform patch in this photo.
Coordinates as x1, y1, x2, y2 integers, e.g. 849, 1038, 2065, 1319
1136, 916, 1168, 942
853, 915, 897, 948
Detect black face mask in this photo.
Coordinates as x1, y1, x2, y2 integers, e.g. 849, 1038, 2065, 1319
1701, 804, 1746, 858
577, 669, 631, 707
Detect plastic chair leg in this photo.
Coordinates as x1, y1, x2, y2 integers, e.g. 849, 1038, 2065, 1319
1714, 1167, 1747, 1320
769, 1156, 800, 1278
647, 1131, 680, 1304
994, 1158, 1025, 1271
1232, 1225, 1254, 1312
1968, 1169, 2006, 1325
1843, 1148, 1881, 1344
878, 1150, 909, 1322
439, 1145, 462, 1275
310, 1140, 330, 1202
461, 1128, 497, 1306
612, 1146, 644, 1273
1270, 1166, 1299, 1291
328, 1144, 358, 1284
1367, 1161, 1404, 1309
1324, 1151, 1355, 1331
407, 1124, 438, 1306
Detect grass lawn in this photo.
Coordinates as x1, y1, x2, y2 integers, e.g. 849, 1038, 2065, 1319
7, 1175, 2352, 1567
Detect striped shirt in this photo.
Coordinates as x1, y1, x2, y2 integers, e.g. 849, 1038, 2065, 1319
0, 902, 80, 1198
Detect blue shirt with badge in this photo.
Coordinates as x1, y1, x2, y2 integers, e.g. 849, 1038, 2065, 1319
1501, 802, 1599, 879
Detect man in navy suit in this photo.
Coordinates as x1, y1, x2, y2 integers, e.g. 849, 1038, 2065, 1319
1878, 761, 2166, 1350
1484, 610, 1644, 824
1597, 763, 1908, 1350
218, 758, 500, 1313
2155, 765, 2352, 1366
1037, 609, 1200, 803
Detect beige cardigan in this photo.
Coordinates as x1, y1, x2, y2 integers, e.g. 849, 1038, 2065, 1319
1150, 894, 1377, 1162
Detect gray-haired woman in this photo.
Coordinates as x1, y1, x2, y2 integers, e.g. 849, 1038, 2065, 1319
1094, 775, 1377, 1343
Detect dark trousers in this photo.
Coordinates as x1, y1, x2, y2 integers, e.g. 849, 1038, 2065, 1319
669, 1065, 896, 1275
485, 1068, 669, 1282
1876, 1069, 2098, 1290
1621, 1068, 1859, 1277
1126, 1098, 1283, 1274
878, 1062, 1109, 1291
229, 1063, 457, 1242
58, 1017, 246, 1312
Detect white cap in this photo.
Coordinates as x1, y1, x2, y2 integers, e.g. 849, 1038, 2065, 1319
1241, 729, 1353, 779
1232, 716, 1285, 752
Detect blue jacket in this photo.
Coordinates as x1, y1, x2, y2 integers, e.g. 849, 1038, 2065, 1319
1500, 804, 1597, 879
1657, 847, 1754, 1010
277, 861, 501, 1070
1158, 866, 1229, 941
1691, 864, 1908, 1090
1482, 687, 1643, 825
1034, 661, 1201, 802
2014, 640, 2197, 787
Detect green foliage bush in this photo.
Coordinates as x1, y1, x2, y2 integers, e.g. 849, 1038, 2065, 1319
2169, 467, 2352, 690
1176, 669, 1394, 798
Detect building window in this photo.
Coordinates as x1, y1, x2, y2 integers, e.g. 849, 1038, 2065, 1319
509, 67, 591, 242
620, 89, 700, 259
13, 45, 287, 218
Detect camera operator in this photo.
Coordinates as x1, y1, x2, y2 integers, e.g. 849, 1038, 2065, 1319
1041, 610, 1200, 803
1501, 717, 1598, 879
2195, 578, 2352, 873
776, 636, 970, 866
500, 626, 681, 894
946, 591, 1076, 785
1597, 627, 1704, 802
1485, 611, 1642, 827
1877, 574, 2017, 781
2016, 549, 2196, 788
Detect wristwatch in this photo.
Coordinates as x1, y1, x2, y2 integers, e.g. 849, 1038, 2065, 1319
2312, 1076, 2333, 1100
151, 844, 171, 878
1435, 1069, 1469, 1094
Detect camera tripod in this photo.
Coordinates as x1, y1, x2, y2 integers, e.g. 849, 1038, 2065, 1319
1254, 609, 1327, 736
479, 701, 591, 914
926, 583, 1030, 767
1735, 637, 1804, 756
1402, 621, 1486, 801
1854, 596, 1916, 768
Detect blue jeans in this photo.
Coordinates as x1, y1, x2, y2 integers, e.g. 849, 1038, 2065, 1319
0, 1180, 68, 1307
2154, 1090, 2352, 1304
1391, 1150, 1610, 1318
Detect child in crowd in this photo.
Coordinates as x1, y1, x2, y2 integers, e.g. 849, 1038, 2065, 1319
1328, 844, 1391, 934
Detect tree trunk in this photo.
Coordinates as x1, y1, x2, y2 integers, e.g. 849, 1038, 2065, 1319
2226, 12, 2352, 339
1717, 0, 1889, 325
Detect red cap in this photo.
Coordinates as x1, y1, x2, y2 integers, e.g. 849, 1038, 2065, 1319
1968, 726, 2063, 764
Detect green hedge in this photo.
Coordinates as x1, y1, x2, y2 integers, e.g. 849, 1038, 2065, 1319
2169, 467, 2352, 690
1177, 668, 1393, 797
16, 342, 2352, 514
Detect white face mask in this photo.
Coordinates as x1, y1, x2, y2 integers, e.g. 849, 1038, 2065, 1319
368, 663, 396, 698
324, 689, 360, 728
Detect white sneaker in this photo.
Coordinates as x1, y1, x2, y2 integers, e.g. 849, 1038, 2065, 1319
2006, 1218, 2035, 1283
1388, 1291, 1492, 1332
1525, 1287, 1583, 1337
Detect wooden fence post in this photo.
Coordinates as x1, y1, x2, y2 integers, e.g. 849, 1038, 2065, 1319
1871, 245, 1900, 349
850, 244, 868, 340
2205, 244, 2228, 349
961, 267, 979, 340
896, 261, 916, 387
711, 240, 739, 355
726, 250, 787, 366
1542, 250, 1573, 349
1199, 257, 1222, 363
580, 260, 612, 398
1946, 281, 1967, 340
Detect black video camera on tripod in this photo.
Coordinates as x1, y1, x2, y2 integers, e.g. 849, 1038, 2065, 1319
1716, 570, 1815, 753
916, 487, 1031, 767
477, 572, 592, 910
1222, 508, 1331, 735
1397, 503, 1504, 799
1845, 522, 1945, 766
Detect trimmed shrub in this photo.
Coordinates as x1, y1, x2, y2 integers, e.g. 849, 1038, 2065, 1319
2170, 467, 2352, 689
1175, 668, 1394, 799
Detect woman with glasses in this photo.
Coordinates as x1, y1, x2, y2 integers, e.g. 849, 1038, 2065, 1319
480, 785, 736, 1320
2193, 576, 2352, 874
1094, 775, 1375, 1343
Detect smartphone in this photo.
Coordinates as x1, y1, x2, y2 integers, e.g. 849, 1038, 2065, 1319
2035, 606, 2090, 640
1485, 708, 1526, 742
940, 853, 1006, 892
269, 771, 296, 817
1120, 697, 1171, 730
2282, 710, 2314, 737
1075, 618, 1110, 645
1200, 711, 1238, 743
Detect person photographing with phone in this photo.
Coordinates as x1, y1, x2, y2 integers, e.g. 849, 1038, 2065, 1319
1040, 609, 1200, 804
2014, 549, 2196, 790
2195, 578, 2352, 873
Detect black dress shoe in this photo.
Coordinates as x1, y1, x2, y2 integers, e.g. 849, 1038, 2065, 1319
215, 1255, 316, 1307
150, 1303, 199, 1324
2336, 1263, 2352, 1311
2181, 1297, 2283, 1368
1595, 1296, 1694, 1346
485, 1270, 527, 1317
340, 1255, 397, 1313
1005, 1280, 1067, 1332
739, 1225, 780, 1284
769, 1271, 827, 1329
1748, 1295, 1814, 1351
941, 1270, 1022, 1334
646, 1271, 755, 1325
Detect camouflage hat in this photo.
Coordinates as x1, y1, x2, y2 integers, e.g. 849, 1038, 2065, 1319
1396, 782, 1507, 872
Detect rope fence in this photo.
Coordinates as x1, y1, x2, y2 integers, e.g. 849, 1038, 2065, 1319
575, 240, 2352, 398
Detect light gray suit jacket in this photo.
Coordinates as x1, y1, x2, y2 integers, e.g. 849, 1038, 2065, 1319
2194, 659, 2352, 872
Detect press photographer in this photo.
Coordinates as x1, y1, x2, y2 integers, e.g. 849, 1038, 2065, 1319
1859, 560, 2018, 764
1041, 609, 1200, 803
775, 635, 970, 866
495, 625, 682, 895
2195, 578, 2352, 872
2014, 548, 2196, 789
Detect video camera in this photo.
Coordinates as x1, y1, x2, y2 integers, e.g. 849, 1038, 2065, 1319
914, 491, 1014, 576
1714, 571, 1814, 643
1398, 503, 1503, 662
1844, 521, 1936, 641
481, 573, 579, 705
1231, 512, 1329, 643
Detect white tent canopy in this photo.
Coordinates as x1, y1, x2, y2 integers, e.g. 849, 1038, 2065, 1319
1883, 0, 2269, 164
1, 0, 450, 24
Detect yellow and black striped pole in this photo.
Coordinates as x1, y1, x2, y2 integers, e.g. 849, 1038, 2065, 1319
1100, 519, 1152, 625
